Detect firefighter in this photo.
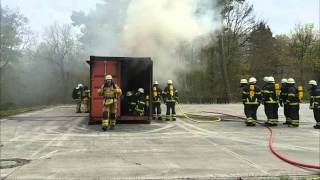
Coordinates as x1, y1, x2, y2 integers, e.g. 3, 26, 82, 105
82, 85, 91, 113
125, 91, 135, 115
163, 80, 179, 121
308, 80, 320, 129
279, 79, 290, 124
240, 79, 248, 117
152, 81, 163, 120
286, 78, 300, 127
242, 77, 261, 126
262, 76, 279, 126
134, 88, 146, 116
98, 75, 122, 131
145, 95, 150, 116
72, 84, 83, 113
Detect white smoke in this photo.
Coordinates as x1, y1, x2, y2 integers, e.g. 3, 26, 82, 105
120, 0, 221, 83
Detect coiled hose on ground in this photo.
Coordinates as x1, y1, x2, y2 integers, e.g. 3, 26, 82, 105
177, 104, 320, 170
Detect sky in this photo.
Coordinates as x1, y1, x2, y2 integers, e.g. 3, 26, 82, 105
1, 0, 319, 35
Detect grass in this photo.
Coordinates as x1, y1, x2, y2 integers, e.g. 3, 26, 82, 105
279, 175, 320, 180
0, 106, 45, 118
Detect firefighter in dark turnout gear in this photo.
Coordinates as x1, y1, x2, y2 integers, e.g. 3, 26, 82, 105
286, 78, 300, 127
280, 79, 290, 124
152, 81, 163, 120
163, 80, 179, 121
98, 75, 122, 131
134, 88, 146, 116
72, 84, 83, 113
308, 80, 320, 129
242, 77, 261, 126
262, 76, 279, 126
125, 91, 135, 115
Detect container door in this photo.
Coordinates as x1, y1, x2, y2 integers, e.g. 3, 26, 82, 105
91, 60, 121, 120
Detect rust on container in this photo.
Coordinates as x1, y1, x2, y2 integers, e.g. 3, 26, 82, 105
87, 56, 153, 124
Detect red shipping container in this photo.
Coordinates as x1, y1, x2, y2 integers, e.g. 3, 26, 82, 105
88, 56, 153, 124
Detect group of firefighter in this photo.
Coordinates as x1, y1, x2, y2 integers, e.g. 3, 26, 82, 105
96, 75, 179, 131
72, 84, 91, 113
240, 76, 320, 129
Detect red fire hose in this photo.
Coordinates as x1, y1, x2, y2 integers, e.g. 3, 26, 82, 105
203, 111, 320, 170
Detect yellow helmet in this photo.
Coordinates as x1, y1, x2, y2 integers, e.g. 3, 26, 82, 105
168, 80, 173, 84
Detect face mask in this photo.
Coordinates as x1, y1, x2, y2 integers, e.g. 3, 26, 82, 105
105, 80, 112, 87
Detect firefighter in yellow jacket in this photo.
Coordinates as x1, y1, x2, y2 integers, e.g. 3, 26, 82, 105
98, 75, 122, 131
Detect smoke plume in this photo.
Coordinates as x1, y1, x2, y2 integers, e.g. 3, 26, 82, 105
120, 0, 221, 83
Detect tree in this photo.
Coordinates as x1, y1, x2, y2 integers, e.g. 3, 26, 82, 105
247, 22, 278, 80
0, 6, 29, 105
217, 0, 256, 101
42, 23, 82, 103
289, 24, 316, 84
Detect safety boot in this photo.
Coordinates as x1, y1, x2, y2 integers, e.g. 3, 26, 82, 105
283, 118, 291, 125
158, 116, 162, 120
102, 119, 110, 131
102, 126, 108, 131
288, 120, 299, 128
314, 125, 320, 129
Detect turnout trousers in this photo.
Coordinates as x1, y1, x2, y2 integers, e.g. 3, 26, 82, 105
264, 103, 279, 125
152, 102, 162, 120
244, 104, 259, 126
166, 102, 176, 121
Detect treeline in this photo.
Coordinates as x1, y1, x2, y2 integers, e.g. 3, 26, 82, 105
177, 0, 320, 102
0, 7, 89, 108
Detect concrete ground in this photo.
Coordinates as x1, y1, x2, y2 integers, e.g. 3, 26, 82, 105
0, 104, 319, 179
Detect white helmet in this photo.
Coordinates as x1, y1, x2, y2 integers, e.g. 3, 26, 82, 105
153, 81, 159, 85
268, 76, 275, 83
263, 76, 269, 82
138, 88, 144, 93
248, 77, 257, 84
281, 78, 288, 84
287, 78, 295, 84
308, 80, 317, 86
77, 84, 83, 88
168, 80, 173, 84
126, 91, 133, 96
240, 79, 248, 84
105, 75, 112, 80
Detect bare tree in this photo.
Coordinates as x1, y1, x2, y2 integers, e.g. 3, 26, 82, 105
218, 0, 256, 101
43, 23, 78, 102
